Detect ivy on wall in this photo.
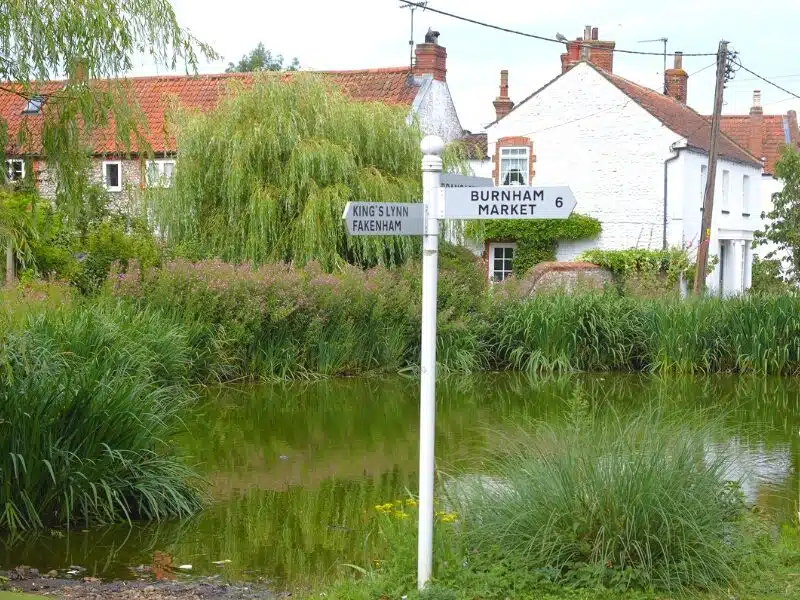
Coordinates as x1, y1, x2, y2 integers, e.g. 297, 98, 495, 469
465, 214, 601, 275
580, 248, 690, 285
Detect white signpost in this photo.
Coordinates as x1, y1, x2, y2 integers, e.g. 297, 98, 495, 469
343, 136, 577, 590
439, 186, 577, 220
439, 173, 494, 188
342, 201, 424, 236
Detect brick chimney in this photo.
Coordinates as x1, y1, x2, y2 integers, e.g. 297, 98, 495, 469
414, 30, 447, 81
749, 90, 764, 162
664, 52, 688, 103
560, 25, 616, 73
493, 70, 514, 122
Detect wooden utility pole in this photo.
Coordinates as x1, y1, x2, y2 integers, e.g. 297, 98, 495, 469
693, 40, 728, 295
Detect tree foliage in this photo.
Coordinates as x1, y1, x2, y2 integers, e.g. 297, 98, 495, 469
225, 43, 299, 73
755, 145, 800, 282
151, 74, 462, 270
0, 0, 216, 208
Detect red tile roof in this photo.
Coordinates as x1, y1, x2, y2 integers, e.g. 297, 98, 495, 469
591, 65, 761, 167
461, 132, 488, 160
1, 68, 420, 156
718, 114, 800, 175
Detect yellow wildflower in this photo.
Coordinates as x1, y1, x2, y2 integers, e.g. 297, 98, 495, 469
374, 503, 394, 513
393, 511, 410, 519
406, 499, 418, 507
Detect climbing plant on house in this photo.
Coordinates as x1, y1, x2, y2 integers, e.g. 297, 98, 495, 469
152, 75, 464, 270
465, 214, 601, 275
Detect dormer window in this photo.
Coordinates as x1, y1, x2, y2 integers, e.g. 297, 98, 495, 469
22, 96, 45, 114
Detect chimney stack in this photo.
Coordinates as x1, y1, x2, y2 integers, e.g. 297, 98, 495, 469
560, 25, 616, 73
414, 30, 447, 81
493, 70, 515, 121
748, 89, 764, 162
664, 51, 688, 103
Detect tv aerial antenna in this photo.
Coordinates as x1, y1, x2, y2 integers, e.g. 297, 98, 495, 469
639, 37, 669, 91
400, 1, 429, 73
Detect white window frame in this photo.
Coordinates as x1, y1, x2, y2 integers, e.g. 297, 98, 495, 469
5, 159, 25, 182
742, 174, 751, 215
499, 147, 529, 186
488, 242, 517, 283
721, 169, 730, 210
146, 159, 176, 188
700, 165, 708, 204
102, 160, 123, 192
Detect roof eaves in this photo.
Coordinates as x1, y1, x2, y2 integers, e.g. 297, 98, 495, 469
588, 63, 762, 168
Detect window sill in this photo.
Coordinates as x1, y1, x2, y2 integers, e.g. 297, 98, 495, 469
105, 187, 122, 193
721, 210, 730, 215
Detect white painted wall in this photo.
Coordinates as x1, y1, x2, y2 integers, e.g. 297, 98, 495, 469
468, 158, 492, 179
485, 63, 680, 262
481, 62, 763, 294
678, 150, 762, 294
414, 77, 463, 143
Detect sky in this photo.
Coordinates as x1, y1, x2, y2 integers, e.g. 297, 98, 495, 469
129, 0, 800, 133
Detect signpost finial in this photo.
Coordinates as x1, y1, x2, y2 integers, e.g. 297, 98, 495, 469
420, 135, 444, 157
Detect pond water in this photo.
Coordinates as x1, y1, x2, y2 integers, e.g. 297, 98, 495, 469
2, 374, 799, 588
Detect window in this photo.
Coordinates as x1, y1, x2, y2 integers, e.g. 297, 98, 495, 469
103, 161, 122, 191
742, 175, 751, 215
22, 96, 45, 114
5, 159, 24, 182
499, 147, 529, 186
721, 169, 730, 210
700, 165, 708, 204
146, 159, 176, 188
489, 243, 516, 282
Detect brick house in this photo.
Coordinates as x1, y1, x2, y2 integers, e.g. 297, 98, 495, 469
469, 26, 764, 295
1, 34, 463, 212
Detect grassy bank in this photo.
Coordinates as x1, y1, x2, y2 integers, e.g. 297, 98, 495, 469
0, 289, 206, 531
309, 407, 800, 600
108, 259, 800, 379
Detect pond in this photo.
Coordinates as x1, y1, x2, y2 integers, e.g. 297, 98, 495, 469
2, 374, 798, 588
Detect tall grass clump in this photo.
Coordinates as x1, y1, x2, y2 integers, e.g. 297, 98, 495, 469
0, 301, 206, 531
453, 404, 748, 592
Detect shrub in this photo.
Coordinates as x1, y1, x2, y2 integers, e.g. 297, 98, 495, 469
749, 256, 794, 295
453, 404, 748, 592
0, 302, 206, 531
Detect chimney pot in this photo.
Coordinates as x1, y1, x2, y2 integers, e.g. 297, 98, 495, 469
414, 35, 447, 81
493, 69, 514, 121
664, 52, 688, 104
753, 90, 762, 107
561, 26, 615, 73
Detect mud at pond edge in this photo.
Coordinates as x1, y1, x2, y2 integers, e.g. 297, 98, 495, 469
4, 576, 285, 600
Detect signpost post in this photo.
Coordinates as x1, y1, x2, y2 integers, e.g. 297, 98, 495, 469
343, 135, 577, 590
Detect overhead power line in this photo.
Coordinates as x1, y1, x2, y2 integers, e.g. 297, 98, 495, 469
731, 60, 800, 101
398, 0, 717, 57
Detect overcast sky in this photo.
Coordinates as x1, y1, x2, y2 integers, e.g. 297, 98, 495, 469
131, 0, 800, 133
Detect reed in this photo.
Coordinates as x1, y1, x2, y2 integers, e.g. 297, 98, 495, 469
452, 404, 749, 592
0, 301, 205, 531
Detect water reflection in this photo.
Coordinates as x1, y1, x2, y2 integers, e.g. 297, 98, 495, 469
1, 374, 798, 586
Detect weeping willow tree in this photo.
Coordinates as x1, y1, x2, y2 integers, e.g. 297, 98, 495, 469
1, 0, 215, 281
153, 74, 465, 269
